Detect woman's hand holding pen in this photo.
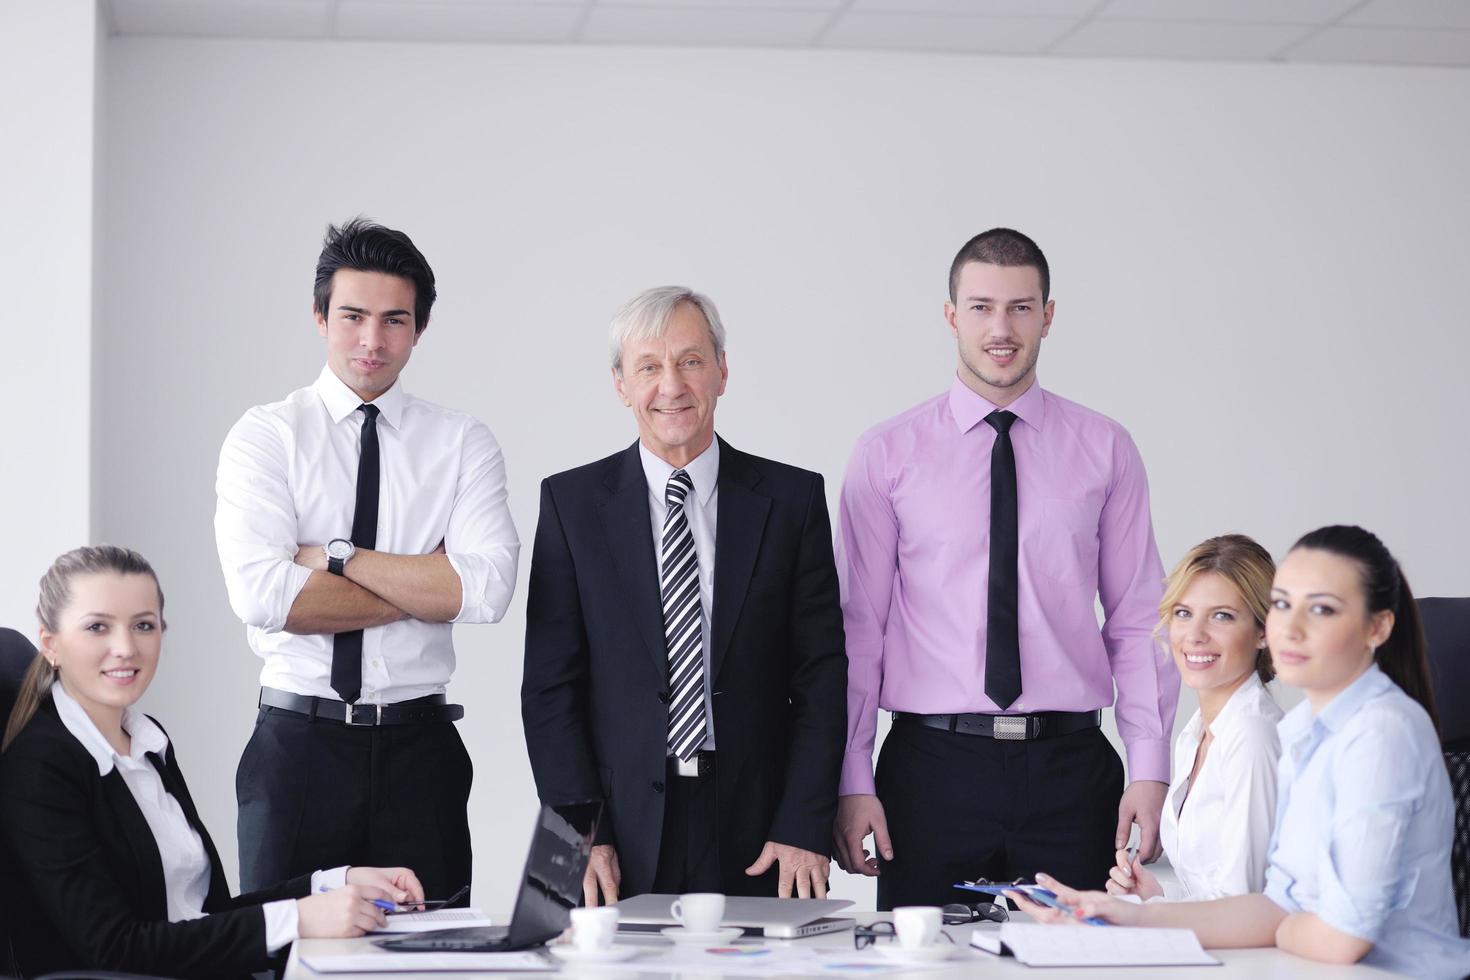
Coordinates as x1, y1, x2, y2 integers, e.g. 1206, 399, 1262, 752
1105, 847, 1162, 899
1006, 873, 1144, 927
297, 883, 392, 938
345, 866, 426, 907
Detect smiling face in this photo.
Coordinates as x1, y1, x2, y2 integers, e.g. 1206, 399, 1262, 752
40, 572, 163, 725
1266, 548, 1393, 709
612, 300, 728, 468
945, 261, 1054, 406
1168, 571, 1266, 697
316, 268, 421, 402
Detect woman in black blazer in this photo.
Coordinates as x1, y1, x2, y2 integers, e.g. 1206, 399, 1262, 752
0, 545, 425, 978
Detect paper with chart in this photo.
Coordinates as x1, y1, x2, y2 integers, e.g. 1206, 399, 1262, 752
974, 923, 1220, 967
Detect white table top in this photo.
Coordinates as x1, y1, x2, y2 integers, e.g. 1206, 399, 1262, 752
285, 911, 1406, 979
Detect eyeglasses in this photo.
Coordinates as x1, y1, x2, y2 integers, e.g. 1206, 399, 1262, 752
941, 901, 1009, 925
853, 922, 956, 950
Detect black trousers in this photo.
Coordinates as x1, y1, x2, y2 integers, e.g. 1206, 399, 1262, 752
874, 720, 1123, 910
650, 757, 722, 894
236, 705, 473, 902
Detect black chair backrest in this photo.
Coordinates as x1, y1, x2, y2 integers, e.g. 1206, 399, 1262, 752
1419, 597, 1470, 751
0, 628, 38, 743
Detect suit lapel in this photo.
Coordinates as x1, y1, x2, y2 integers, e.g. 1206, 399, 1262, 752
100, 769, 169, 919
598, 442, 670, 681
150, 750, 232, 909
710, 439, 770, 684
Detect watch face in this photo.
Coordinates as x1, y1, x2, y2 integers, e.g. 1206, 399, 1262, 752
326, 539, 354, 560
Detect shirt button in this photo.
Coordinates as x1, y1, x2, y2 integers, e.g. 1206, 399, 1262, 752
372, 659, 384, 668
652, 780, 665, 794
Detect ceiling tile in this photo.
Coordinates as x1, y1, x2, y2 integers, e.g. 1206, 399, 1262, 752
1098, 0, 1359, 24
1052, 19, 1315, 59
821, 12, 1077, 53
336, 1, 583, 42
580, 6, 833, 47
596, 0, 844, 9
109, 0, 332, 37
848, 0, 1095, 15
1343, 0, 1470, 30
1285, 25, 1470, 65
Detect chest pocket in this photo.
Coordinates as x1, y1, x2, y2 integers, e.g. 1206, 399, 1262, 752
1033, 496, 1101, 586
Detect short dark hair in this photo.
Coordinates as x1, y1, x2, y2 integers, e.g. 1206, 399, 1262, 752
948, 228, 1050, 304
313, 217, 437, 333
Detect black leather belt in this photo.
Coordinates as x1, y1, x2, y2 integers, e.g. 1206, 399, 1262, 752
893, 709, 1101, 741
259, 687, 464, 726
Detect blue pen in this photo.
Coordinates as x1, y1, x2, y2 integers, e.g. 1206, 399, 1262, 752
318, 885, 398, 913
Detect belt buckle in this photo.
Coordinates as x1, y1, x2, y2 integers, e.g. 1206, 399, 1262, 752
992, 716, 1029, 741
346, 702, 382, 726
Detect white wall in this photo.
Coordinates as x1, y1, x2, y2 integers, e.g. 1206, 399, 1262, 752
96, 37, 1470, 912
0, 0, 99, 632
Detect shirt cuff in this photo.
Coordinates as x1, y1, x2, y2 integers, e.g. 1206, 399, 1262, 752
839, 750, 877, 797
313, 866, 350, 891
1123, 737, 1171, 785
262, 899, 298, 953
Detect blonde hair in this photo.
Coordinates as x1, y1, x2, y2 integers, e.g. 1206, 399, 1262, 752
1159, 534, 1276, 684
2, 545, 164, 752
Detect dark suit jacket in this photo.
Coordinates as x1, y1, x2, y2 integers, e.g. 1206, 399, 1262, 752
521, 438, 847, 896
0, 697, 312, 978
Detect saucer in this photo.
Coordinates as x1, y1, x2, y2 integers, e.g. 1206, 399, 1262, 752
660, 926, 745, 945
549, 945, 641, 963
875, 943, 956, 962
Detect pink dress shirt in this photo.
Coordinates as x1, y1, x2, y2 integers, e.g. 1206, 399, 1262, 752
837, 377, 1177, 796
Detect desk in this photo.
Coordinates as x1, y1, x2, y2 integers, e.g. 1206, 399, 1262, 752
285, 912, 1405, 979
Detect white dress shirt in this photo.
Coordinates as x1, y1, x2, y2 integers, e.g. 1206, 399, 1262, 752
50, 684, 346, 951
1157, 672, 1283, 900
640, 438, 719, 752
215, 366, 520, 703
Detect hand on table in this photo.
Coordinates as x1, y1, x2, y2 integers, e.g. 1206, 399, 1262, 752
746, 841, 830, 898
1005, 872, 1143, 928
583, 844, 622, 907
1105, 847, 1162, 899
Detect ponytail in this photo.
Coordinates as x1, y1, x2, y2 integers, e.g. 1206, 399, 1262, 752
2, 655, 55, 753
1291, 526, 1439, 735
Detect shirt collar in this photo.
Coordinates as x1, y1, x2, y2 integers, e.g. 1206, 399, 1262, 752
312, 364, 405, 430
639, 438, 720, 508
1209, 671, 1270, 736
947, 374, 1046, 434
1279, 662, 1393, 744
51, 682, 169, 777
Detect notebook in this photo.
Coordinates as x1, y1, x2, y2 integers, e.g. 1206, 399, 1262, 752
970, 923, 1220, 967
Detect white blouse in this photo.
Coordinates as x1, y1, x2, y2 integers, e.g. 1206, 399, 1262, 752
1156, 672, 1283, 901
50, 684, 337, 951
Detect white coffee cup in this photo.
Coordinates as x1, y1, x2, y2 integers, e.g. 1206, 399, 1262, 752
670, 892, 725, 934
892, 906, 943, 949
570, 906, 620, 951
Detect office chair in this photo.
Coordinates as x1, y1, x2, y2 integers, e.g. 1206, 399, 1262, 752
1419, 597, 1470, 938
1, 627, 40, 980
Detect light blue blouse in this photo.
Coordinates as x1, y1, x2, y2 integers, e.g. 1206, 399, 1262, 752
1264, 664, 1469, 978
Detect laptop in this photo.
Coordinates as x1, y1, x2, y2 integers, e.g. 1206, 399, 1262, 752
376, 801, 602, 952
614, 894, 855, 938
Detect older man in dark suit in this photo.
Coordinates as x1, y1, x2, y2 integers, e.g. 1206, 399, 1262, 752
521, 287, 847, 904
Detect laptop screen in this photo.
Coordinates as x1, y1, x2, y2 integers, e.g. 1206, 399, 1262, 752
505, 801, 603, 948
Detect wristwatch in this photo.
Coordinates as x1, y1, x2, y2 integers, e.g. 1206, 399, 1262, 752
325, 539, 356, 576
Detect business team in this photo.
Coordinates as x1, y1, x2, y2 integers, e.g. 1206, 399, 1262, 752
0, 219, 1465, 978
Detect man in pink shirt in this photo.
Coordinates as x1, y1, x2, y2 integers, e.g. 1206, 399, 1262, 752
832, 228, 1177, 909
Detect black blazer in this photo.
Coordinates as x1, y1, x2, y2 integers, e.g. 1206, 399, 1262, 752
0, 697, 312, 978
521, 438, 848, 896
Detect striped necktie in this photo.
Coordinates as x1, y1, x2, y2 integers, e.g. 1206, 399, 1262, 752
662, 469, 707, 761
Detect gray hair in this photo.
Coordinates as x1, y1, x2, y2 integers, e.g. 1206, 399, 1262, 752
609, 286, 727, 372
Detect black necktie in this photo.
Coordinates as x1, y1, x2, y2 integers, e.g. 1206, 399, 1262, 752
331, 403, 380, 704
984, 410, 1021, 710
